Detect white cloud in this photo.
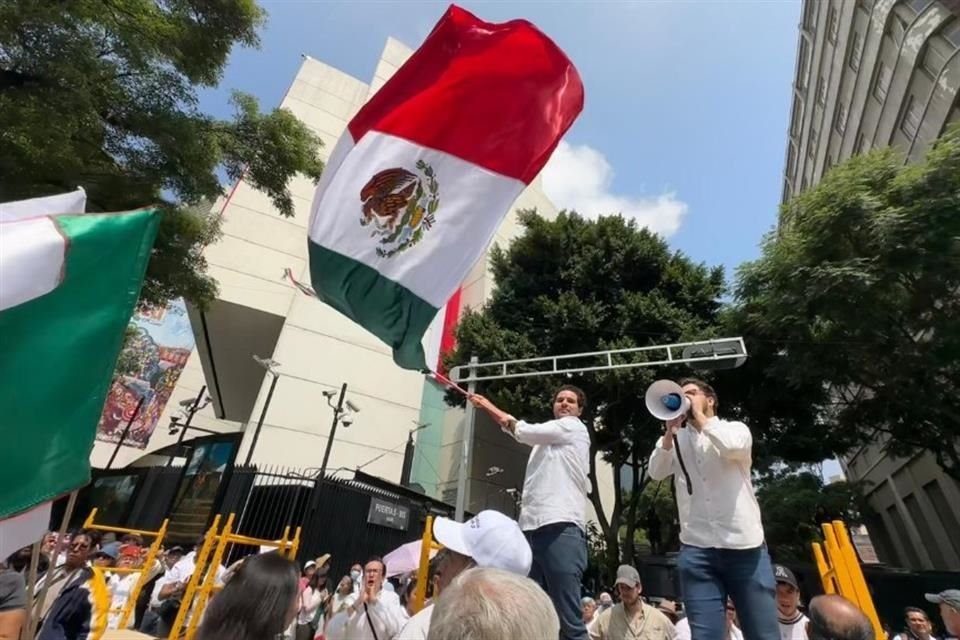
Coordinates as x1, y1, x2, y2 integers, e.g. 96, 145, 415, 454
541, 141, 688, 236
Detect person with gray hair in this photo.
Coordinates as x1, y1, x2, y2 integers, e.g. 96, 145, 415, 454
426, 567, 558, 640
582, 597, 599, 636
807, 595, 874, 640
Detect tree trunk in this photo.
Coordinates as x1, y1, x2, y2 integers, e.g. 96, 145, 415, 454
622, 456, 645, 566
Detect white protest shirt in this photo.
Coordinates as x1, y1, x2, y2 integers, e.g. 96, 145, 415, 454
509, 416, 590, 531
676, 617, 744, 640
393, 603, 433, 640
343, 588, 407, 640
648, 416, 764, 549
150, 551, 226, 608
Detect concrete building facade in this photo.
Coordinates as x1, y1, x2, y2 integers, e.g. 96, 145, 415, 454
90, 37, 615, 525
782, 0, 960, 570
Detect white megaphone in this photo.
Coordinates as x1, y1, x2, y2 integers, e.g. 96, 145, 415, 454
645, 380, 690, 421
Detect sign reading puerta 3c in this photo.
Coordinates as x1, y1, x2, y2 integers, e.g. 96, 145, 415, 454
96, 299, 195, 449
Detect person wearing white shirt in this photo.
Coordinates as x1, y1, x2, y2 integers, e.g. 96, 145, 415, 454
340, 558, 406, 640
150, 541, 226, 637
393, 509, 532, 640
648, 378, 778, 640
676, 601, 745, 640
774, 565, 808, 640
470, 385, 591, 640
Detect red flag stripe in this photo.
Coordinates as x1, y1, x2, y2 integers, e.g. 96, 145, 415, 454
347, 5, 583, 184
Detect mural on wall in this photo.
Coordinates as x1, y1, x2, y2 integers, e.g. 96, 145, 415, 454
96, 299, 195, 449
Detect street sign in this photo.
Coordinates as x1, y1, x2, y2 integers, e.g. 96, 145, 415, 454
367, 497, 410, 531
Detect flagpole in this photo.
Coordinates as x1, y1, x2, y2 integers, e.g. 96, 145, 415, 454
22, 540, 42, 628
27, 490, 78, 639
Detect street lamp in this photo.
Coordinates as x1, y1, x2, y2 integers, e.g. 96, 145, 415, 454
165, 386, 213, 467
245, 355, 281, 466
318, 384, 360, 480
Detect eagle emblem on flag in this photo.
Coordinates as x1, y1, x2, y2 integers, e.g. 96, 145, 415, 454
360, 159, 440, 258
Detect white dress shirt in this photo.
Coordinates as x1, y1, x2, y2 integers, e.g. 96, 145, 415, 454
510, 416, 590, 531
393, 602, 433, 640
648, 416, 764, 549
342, 589, 407, 640
150, 551, 225, 608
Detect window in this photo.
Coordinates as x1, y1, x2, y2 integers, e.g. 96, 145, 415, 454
808, 127, 819, 159
901, 95, 921, 138
874, 63, 892, 101
849, 32, 864, 71
835, 102, 849, 134
790, 98, 803, 137
923, 481, 960, 559
921, 39, 949, 77
907, 0, 932, 13
802, 1, 817, 31
903, 494, 945, 568
858, 0, 875, 11
799, 40, 812, 89
886, 505, 921, 569
824, 155, 834, 173
944, 19, 960, 48
856, 132, 870, 154
787, 144, 798, 176
828, 6, 840, 43
816, 75, 827, 106
890, 10, 908, 44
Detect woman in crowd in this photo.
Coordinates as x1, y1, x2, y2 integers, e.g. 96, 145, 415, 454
296, 570, 328, 640
195, 551, 299, 640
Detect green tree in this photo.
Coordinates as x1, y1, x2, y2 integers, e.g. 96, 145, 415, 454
445, 210, 726, 575
730, 125, 960, 480
1, 1, 324, 308
755, 469, 862, 562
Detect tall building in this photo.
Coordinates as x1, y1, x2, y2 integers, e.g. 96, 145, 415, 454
89, 37, 616, 524
782, 0, 960, 570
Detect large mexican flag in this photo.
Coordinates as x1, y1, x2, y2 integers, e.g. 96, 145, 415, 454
0, 193, 159, 558
308, 4, 583, 370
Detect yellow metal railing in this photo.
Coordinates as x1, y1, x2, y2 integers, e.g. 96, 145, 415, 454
168, 513, 301, 640
411, 515, 444, 614
812, 521, 883, 640
83, 508, 170, 632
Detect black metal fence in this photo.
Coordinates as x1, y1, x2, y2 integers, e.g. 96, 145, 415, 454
60, 462, 457, 586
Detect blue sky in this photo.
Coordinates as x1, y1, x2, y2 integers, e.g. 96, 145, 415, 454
200, 0, 802, 287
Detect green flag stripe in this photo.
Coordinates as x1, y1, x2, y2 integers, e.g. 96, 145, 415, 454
0, 209, 159, 518
308, 241, 438, 370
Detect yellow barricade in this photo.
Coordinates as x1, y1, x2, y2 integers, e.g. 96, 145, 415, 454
168, 513, 301, 640
811, 520, 883, 640
83, 508, 170, 634
411, 515, 444, 614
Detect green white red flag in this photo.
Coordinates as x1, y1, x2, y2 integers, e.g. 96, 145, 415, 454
308, 4, 583, 370
0, 192, 158, 558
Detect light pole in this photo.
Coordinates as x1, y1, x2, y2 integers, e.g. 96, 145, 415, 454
165, 386, 212, 467
246, 356, 281, 466
318, 384, 360, 480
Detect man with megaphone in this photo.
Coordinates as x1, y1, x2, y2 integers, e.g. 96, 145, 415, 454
647, 378, 779, 640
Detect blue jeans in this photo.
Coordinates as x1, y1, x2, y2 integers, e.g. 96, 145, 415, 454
527, 522, 588, 640
678, 544, 779, 640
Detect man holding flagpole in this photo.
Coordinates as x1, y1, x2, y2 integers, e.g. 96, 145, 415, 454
470, 387, 591, 640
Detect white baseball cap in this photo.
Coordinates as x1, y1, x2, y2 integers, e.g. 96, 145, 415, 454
433, 510, 532, 576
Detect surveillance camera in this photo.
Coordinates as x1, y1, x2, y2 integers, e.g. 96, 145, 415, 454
178, 398, 195, 408
168, 427, 180, 436
340, 414, 354, 427
345, 400, 360, 413
322, 390, 336, 399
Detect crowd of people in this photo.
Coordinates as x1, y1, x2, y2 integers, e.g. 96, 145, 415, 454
1, 379, 958, 640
